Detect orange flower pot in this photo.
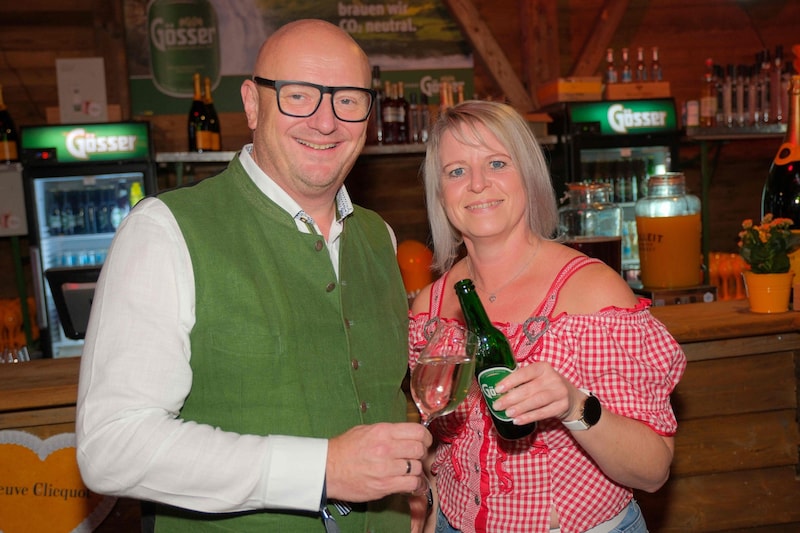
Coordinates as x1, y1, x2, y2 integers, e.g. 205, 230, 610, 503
742, 271, 794, 314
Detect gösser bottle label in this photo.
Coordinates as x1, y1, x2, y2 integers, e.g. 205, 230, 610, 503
147, 0, 220, 98
478, 367, 514, 422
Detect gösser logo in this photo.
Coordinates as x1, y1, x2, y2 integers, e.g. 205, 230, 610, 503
607, 104, 668, 134
150, 16, 217, 52
420, 76, 440, 98
66, 129, 138, 160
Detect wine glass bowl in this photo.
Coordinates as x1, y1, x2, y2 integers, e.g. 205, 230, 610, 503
411, 322, 477, 427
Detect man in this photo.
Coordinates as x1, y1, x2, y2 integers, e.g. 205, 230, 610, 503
76, 19, 430, 532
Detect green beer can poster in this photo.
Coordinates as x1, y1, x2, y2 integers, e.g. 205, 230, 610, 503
126, 0, 472, 116
148, 0, 221, 97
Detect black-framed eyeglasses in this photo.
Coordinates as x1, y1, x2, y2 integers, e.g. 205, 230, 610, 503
252, 77, 376, 123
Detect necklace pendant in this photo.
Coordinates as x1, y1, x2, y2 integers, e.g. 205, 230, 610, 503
489, 294, 497, 303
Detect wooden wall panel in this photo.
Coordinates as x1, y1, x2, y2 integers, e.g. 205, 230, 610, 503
670, 410, 799, 476
636, 466, 800, 531
672, 352, 796, 419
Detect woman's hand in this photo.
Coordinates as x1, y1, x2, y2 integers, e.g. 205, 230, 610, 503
491, 361, 578, 425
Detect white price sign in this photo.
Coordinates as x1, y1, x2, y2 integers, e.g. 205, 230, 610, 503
0, 163, 28, 237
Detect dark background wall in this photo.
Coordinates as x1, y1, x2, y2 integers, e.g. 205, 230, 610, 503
1, 0, 799, 298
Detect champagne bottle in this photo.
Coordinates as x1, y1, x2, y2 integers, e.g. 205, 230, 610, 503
454, 279, 537, 440
188, 72, 212, 152
203, 76, 221, 151
439, 81, 453, 111
762, 75, 800, 225
0, 83, 19, 162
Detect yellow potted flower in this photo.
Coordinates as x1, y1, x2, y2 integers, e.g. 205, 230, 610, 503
738, 214, 800, 313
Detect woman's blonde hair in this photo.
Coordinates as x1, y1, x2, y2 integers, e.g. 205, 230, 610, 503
423, 100, 558, 273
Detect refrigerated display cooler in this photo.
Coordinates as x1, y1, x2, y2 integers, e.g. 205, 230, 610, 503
21, 121, 156, 358
543, 98, 681, 279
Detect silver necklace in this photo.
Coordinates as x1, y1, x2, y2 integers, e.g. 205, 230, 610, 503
466, 241, 541, 303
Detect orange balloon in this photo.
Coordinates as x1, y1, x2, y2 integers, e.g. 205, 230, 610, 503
397, 240, 434, 294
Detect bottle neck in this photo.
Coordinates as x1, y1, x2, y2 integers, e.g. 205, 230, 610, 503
454, 280, 491, 333
193, 75, 203, 101
204, 79, 214, 105
786, 75, 800, 147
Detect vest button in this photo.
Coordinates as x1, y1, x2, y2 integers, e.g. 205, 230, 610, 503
326, 282, 336, 292
360, 401, 368, 413
351, 359, 360, 370
315, 240, 324, 252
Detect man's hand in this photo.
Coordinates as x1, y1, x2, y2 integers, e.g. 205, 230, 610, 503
325, 423, 432, 502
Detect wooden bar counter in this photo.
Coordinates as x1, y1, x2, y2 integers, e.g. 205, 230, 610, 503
2, 299, 799, 531
0, 356, 140, 532
642, 299, 800, 532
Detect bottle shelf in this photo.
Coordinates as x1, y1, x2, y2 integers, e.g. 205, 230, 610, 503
155, 134, 560, 164
361, 144, 427, 156
685, 124, 786, 141
360, 135, 558, 156
156, 151, 238, 163
154, 146, 429, 161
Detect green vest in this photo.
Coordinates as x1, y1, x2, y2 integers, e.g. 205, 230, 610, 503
155, 157, 410, 532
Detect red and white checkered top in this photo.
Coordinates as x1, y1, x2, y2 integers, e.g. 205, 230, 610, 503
408, 257, 686, 533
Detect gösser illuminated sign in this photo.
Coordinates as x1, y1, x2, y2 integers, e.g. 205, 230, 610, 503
607, 104, 667, 134
569, 99, 677, 136
20, 122, 152, 164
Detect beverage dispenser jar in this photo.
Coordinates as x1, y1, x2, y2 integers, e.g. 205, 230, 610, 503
635, 173, 702, 288
559, 182, 623, 274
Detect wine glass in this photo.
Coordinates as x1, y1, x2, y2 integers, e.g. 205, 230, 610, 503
410, 322, 477, 427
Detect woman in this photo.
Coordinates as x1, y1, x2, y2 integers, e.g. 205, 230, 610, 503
409, 100, 686, 533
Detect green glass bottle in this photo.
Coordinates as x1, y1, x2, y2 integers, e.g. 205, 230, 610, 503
454, 279, 536, 440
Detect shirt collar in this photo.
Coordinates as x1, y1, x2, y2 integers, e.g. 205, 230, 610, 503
239, 144, 354, 225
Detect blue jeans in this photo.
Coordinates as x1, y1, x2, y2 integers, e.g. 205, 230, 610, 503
435, 499, 648, 533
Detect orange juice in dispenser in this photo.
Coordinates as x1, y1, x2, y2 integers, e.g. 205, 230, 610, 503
635, 173, 702, 289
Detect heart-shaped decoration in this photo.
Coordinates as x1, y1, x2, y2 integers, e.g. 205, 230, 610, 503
0, 430, 116, 533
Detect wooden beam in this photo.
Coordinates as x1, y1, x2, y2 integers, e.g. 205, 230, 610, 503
569, 0, 630, 77
442, 0, 534, 112
519, 0, 560, 95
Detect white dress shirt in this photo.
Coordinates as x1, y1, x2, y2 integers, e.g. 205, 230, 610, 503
76, 146, 371, 513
